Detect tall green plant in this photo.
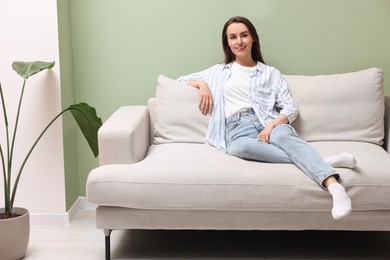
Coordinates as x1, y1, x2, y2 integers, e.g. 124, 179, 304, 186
1, 61, 102, 219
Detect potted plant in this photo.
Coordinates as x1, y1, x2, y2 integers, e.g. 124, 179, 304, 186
0, 61, 102, 260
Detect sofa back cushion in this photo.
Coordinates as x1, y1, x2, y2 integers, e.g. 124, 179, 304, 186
153, 75, 211, 144
152, 68, 384, 145
287, 67, 384, 145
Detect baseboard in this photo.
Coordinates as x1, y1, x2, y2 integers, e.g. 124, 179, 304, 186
29, 212, 70, 225
30, 196, 97, 225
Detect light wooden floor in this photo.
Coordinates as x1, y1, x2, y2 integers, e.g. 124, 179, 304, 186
25, 209, 390, 259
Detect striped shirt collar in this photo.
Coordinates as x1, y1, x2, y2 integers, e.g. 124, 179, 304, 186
223, 61, 264, 73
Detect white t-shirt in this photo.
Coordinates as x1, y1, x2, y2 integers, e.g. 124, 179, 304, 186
224, 62, 257, 117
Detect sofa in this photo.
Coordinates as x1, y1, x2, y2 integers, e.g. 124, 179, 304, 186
87, 68, 390, 259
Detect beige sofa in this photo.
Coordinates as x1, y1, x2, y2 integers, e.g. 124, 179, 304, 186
87, 68, 390, 259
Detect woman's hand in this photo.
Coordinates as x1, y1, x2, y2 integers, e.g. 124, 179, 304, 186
258, 124, 274, 143
257, 114, 288, 143
198, 82, 213, 115
188, 80, 213, 115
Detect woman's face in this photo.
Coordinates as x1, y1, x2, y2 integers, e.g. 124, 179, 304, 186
226, 22, 254, 62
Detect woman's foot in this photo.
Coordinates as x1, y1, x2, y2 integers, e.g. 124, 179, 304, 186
328, 182, 352, 220
324, 153, 356, 168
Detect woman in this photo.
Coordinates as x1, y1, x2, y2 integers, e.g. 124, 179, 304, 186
177, 16, 355, 220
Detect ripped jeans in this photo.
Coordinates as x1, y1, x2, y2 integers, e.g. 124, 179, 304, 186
225, 108, 338, 188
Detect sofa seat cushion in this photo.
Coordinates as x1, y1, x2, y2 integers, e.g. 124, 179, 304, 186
87, 142, 390, 212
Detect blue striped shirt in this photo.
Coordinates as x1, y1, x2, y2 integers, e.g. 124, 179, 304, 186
177, 62, 298, 152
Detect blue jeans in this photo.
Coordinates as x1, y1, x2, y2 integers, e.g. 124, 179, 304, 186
226, 108, 338, 188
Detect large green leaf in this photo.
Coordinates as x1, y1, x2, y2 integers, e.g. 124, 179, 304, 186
12, 61, 55, 80
69, 103, 102, 157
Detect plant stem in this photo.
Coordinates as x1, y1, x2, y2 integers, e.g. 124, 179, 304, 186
10, 108, 70, 209
0, 145, 9, 218
7, 80, 26, 213
0, 82, 11, 217
9, 79, 26, 166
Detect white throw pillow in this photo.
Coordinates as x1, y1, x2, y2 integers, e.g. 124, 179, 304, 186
285, 67, 384, 145
154, 75, 211, 144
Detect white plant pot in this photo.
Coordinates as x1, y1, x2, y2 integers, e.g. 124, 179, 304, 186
0, 207, 30, 260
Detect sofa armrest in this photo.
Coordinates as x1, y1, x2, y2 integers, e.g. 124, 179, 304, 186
385, 95, 390, 153
98, 106, 150, 165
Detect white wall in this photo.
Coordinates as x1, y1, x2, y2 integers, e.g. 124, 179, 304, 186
0, 1, 66, 217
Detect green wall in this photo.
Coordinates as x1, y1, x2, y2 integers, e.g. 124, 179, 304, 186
58, 0, 390, 207
57, 0, 81, 209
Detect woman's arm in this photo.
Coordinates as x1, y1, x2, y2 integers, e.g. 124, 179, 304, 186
257, 72, 298, 143
275, 76, 299, 124
177, 64, 225, 116
187, 80, 213, 115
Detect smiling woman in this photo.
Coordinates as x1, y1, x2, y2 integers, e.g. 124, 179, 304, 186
177, 16, 356, 220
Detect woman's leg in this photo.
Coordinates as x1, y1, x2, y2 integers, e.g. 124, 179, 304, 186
269, 125, 352, 219
226, 115, 352, 219
228, 135, 293, 163
269, 125, 338, 186
226, 113, 292, 163
227, 114, 357, 168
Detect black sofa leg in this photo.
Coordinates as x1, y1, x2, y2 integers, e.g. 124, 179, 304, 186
104, 229, 112, 260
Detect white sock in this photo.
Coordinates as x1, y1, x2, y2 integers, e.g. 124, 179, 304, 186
324, 153, 356, 168
328, 183, 352, 220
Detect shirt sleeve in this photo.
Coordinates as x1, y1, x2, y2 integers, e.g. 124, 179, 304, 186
177, 68, 210, 85
176, 64, 224, 89
275, 75, 299, 124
